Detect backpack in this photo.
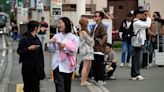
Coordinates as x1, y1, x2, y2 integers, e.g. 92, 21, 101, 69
125, 20, 137, 42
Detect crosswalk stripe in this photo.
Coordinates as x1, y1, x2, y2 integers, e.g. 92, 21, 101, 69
16, 84, 24, 92
87, 85, 110, 92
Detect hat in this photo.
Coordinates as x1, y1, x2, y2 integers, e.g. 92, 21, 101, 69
127, 12, 133, 17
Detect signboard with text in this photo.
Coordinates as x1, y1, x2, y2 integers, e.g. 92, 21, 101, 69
51, 0, 62, 16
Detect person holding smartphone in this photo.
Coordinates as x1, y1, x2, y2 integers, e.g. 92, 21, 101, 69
17, 20, 45, 92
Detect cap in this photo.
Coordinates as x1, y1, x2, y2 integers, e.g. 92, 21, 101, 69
134, 7, 145, 16
127, 12, 133, 17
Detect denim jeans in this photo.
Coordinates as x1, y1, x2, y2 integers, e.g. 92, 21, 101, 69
121, 41, 132, 64
131, 46, 143, 77
149, 41, 155, 63
13, 32, 18, 40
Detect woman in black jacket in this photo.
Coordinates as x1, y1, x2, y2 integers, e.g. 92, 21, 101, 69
17, 20, 45, 92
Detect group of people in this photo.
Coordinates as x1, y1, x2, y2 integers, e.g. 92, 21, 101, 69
78, 11, 117, 86
17, 11, 117, 92
119, 8, 164, 80
16, 8, 164, 92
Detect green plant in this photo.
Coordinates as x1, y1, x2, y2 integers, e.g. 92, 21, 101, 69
112, 41, 122, 48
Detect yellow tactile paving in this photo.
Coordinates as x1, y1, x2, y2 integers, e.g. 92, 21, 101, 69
16, 84, 24, 92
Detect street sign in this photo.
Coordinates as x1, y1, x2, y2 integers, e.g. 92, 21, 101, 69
51, 0, 62, 16
6, 0, 10, 4
21, 8, 28, 16
18, 0, 23, 6
36, 0, 44, 10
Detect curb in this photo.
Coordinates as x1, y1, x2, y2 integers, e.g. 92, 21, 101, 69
0, 42, 13, 92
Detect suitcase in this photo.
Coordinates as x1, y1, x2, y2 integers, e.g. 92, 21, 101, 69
155, 50, 164, 66
155, 35, 164, 66
141, 52, 149, 68
157, 35, 164, 52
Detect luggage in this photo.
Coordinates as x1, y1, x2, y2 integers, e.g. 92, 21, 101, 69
155, 50, 164, 66
157, 35, 164, 52
155, 35, 164, 66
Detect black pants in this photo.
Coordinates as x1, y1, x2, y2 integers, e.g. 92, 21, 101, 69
131, 47, 143, 77
92, 54, 105, 81
22, 66, 40, 92
106, 63, 117, 77
53, 67, 73, 92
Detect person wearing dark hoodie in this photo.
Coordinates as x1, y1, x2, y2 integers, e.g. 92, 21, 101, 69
17, 20, 45, 92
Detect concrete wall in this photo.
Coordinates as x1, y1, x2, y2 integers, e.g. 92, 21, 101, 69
94, 0, 107, 11
145, 0, 164, 18
62, 11, 91, 26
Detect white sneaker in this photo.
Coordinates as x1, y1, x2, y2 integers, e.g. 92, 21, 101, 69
96, 80, 107, 85
130, 77, 138, 80
127, 63, 131, 67
149, 63, 152, 67
109, 76, 116, 80
137, 75, 144, 80
120, 63, 124, 67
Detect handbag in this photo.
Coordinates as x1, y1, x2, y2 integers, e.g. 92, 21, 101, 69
131, 30, 142, 47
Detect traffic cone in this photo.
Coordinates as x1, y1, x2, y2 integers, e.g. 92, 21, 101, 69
52, 70, 54, 80
72, 72, 75, 80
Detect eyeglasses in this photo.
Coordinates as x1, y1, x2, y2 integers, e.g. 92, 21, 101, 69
94, 15, 99, 17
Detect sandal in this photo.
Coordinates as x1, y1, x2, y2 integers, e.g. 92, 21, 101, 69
80, 81, 92, 86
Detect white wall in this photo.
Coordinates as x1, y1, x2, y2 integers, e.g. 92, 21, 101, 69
94, 0, 107, 11
62, 0, 107, 11
145, 0, 164, 18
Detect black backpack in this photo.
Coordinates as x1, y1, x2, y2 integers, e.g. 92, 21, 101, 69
125, 20, 137, 42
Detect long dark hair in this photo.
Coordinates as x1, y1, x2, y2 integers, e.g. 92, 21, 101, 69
154, 11, 161, 18
60, 17, 72, 33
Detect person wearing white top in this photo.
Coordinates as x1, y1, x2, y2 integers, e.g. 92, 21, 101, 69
48, 17, 79, 92
131, 10, 151, 80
